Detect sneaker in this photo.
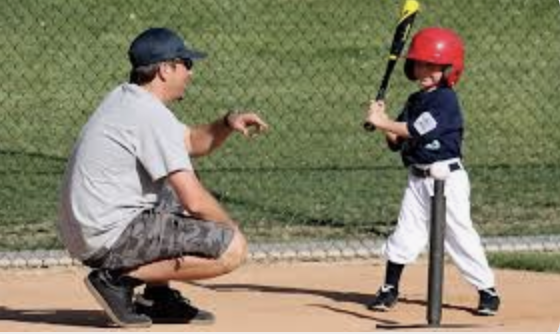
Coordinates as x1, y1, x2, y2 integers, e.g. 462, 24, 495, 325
367, 285, 399, 311
84, 269, 152, 328
476, 288, 500, 316
135, 286, 215, 324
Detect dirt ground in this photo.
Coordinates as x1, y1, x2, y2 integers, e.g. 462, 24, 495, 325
1, 260, 559, 332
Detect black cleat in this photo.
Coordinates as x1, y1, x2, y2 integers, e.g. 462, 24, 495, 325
476, 288, 500, 316
84, 269, 152, 328
135, 286, 215, 324
367, 285, 399, 311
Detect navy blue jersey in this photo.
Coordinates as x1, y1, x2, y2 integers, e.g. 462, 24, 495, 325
392, 87, 464, 166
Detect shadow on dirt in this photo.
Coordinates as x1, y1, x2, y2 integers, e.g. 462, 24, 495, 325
0, 306, 109, 328
194, 283, 477, 316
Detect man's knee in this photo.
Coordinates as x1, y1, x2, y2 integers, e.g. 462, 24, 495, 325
218, 229, 247, 273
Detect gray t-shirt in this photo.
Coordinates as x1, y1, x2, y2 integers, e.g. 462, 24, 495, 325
58, 83, 193, 260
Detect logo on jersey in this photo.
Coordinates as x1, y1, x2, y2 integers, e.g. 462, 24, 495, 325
425, 140, 441, 151
413, 111, 437, 135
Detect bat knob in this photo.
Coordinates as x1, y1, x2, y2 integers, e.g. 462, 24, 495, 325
363, 121, 377, 132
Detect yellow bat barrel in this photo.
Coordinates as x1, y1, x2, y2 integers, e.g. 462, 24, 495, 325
400, 0, 420, 22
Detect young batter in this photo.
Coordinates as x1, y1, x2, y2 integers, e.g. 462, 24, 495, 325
364, 27, 500, 316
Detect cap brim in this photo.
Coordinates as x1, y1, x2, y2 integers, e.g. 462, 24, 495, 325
181, 49, 207, 61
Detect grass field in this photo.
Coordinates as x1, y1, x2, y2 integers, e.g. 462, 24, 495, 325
489, 251, 560, 274
0, 0, 559, 250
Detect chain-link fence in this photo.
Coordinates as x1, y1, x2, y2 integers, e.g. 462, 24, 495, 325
1, 0, 559, 260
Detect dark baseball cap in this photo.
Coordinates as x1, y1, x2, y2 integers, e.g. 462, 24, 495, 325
128, 27, 207, 68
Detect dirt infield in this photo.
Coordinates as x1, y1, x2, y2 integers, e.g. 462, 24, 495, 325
1, 260, 559, 332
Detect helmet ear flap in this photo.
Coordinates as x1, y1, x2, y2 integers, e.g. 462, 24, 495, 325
443, 65, 452, 76
443, 64, 462, 87
442, 65, 453, 86
404, 59, 416, 81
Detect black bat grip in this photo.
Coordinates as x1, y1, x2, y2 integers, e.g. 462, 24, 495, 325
363, 122, 377, 132
364, 58, 396, 132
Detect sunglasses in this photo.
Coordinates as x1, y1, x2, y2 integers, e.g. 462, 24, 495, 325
167, 58, 193, 70
180, 58, 194, 70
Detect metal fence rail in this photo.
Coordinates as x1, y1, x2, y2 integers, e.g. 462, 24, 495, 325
2, 235, 560, 269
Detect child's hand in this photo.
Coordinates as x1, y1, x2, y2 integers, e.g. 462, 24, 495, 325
365, 100, 389, 128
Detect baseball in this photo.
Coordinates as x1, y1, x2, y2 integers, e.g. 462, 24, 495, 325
430, 162, 450, 180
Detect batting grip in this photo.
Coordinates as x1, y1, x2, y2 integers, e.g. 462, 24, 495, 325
427, 179, 446, 326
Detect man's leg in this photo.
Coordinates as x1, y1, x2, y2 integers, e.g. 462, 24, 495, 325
83, 202, 242, 326
104, 207, 244, 324
131, 184, 246, 281
126, 226, 246, 324
128, 227, 246, 281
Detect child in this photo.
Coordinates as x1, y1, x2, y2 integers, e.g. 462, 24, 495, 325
364, 27, 500, 316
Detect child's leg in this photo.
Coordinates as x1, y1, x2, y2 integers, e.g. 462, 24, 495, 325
382, 176, 432, 287
443, 171, 495, 290
383, 176, 431, 268
369, 176, 430, 311
384, 261, 405, 288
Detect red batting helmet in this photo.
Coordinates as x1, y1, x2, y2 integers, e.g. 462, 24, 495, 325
404, 27, 465, 87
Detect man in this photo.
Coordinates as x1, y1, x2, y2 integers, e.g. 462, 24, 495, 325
58, 27, 268, 328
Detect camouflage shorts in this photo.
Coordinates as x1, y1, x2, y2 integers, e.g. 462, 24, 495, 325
83, 209, 235, 271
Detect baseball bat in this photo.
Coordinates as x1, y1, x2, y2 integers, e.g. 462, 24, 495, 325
364, 0, 420, 132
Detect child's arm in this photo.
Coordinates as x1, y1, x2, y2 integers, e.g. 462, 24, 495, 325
366, 100, 410, 138
385, 131, 404, 151
385, 131, 399, 144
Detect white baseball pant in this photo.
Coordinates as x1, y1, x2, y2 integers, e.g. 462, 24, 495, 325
383, 159, 495, 290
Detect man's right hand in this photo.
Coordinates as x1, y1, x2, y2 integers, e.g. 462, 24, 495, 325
225, 112, 269, 138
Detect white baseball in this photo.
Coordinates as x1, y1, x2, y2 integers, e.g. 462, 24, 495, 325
430, 162, 450, 180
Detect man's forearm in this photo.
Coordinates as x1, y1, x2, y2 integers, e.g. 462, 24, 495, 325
188, 114, 233, 157
169, 170, 237, 227
189, 190, 236, 227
